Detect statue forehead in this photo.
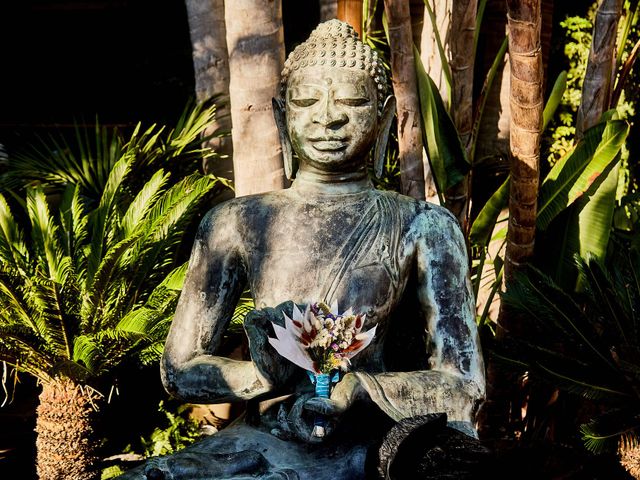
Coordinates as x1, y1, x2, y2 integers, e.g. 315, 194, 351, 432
287, 66, 375, 91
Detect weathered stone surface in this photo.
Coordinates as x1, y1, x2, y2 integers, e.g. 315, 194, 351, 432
117, 19, 485, 480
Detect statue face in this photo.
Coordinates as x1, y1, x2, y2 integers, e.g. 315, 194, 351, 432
286, 66, 378, 173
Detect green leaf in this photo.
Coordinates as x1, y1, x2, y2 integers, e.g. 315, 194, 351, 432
415, 46, 470, 196
469, 177, 509, 247
86, 156, 133, 285
543, 70, 568, 131
422, 0, 453, 100
121, 169, 171, 237
576, 162, 619, 262
0, 194, 28, 272
537, 119, 629, 231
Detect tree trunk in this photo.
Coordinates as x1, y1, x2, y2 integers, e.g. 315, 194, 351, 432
35, 378, 100, 480
576, 0, 623, 137
503, 0, 543, 286
478, 0, 544, 444
225, 0, 286, 197
419, 0, 450, 201
384, 0, 426, 201
337, 0, 363, 36
445, 0, 477, 232
184, 0, 234, 183
319, 0, 338, 22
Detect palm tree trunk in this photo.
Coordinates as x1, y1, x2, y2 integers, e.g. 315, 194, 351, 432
419, 0, 450, 201
319, 0, 338, 22
503, 0, 543, 286
225, 0, 286, 197
445, 0, 477, 232
576, 0, 623, 137
384, 0, 426, 201
184, 0, 234, 185
36, 378, 100, 480
478, 0, 544, 443
337, 0, 363, 36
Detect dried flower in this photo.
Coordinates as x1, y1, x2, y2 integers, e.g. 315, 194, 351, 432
268, 301, 376, 374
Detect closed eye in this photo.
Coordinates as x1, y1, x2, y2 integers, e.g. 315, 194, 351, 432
337, 97, 370, 107
291, 98, 319, 107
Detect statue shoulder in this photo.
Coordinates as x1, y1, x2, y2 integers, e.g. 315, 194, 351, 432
375, 190, 461, 235
196, 191, 288, 241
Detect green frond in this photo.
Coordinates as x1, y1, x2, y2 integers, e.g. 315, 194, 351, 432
59, 184, 89, 264
86, 156, 133, 283
139, 174, 217, 242
157, 262, 188, 291
580, 409, 640, 454
26, 187, 68, 283
503, 266, 615, 370
121, 169, 171, 237
0, 267, 39, 335
0, 193, 28, 272
82, 231, 144, 331
122, 174, 218, 306
73, 329, 145, 377
24, 275, 74, 360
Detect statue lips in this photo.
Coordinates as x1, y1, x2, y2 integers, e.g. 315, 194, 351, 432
310, 137, 349, 152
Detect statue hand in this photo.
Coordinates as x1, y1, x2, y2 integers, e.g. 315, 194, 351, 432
304, 372, 364, 417
243, 302, 300, 391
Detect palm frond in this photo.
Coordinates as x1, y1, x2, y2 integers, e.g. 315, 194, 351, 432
25, 275, 74, 360
121, 169, 171, 237
86, 156, 133, 284
0, 194, 28, 272
58, 184, 89, 265
26, 187, 69, 283
81, 231, 145, 332
580, 409, 640, 454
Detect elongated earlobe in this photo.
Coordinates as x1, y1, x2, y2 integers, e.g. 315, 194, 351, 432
273, 97, 295, 180
374, 96, 396, 179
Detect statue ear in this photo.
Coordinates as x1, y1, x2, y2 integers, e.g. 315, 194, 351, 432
374, 96, 397, 179
273, 97, 295, 180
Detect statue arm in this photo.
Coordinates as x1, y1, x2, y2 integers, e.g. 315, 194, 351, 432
331, 208, 485, 432
161, 206, 271, 403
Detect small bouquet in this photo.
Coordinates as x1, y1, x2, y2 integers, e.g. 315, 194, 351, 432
268, 301, 376, 437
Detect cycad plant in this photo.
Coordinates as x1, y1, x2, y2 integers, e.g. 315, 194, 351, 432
500, 242, 640, 477
0, 105, 225, 480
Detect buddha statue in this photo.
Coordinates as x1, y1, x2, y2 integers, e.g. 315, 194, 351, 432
118, 19, 485, 480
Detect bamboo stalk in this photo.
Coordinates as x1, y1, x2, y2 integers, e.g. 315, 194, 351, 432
384, 0, 426, 200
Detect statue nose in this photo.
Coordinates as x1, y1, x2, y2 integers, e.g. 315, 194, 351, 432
313, 100, 348, 128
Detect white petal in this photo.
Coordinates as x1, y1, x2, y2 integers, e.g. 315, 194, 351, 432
329, 299, 339, 315
291, 304, 304, 322
282, 313, 302, 337
347, 325, 377, 358
268, 338, 314, 372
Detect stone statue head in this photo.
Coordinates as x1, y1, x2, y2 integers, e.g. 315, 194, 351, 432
273, 20, 396, 180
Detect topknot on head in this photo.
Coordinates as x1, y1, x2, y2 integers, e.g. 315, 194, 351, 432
280, 20, 389, 115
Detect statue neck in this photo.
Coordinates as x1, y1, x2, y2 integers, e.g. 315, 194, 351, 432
292, 165, 372, 195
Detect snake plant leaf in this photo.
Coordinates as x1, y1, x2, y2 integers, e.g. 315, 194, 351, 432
537, 119, 629, 231
415, 46, 470, 194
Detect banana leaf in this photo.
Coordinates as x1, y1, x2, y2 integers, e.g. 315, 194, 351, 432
469, 177, 509, 247
414, 46, 470, 195
537, 119, 629, 231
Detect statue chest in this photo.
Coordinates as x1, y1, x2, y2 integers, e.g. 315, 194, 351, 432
243, 194, 412, 325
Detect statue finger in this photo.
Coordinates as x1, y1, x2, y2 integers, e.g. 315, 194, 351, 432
303, 397, 345, 416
